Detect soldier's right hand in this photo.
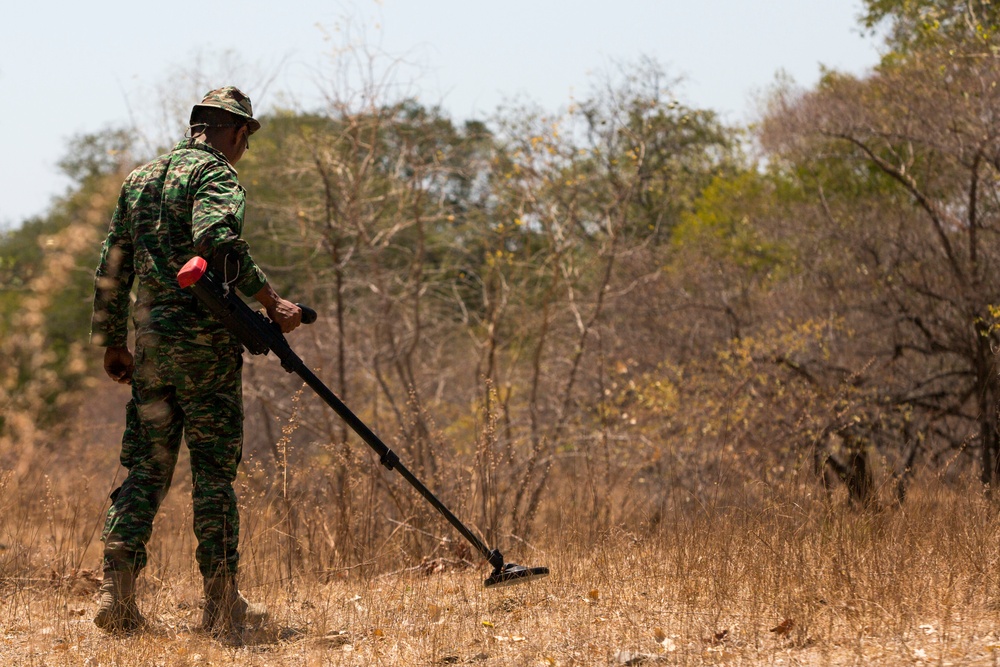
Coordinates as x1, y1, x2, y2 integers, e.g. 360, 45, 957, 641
267, 297, 303, 334
104, 346, 135, 384
254, 283, 302, 333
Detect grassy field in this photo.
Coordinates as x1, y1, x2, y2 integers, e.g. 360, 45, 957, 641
4, 448, 1000, 667
3, 362, 1000, 666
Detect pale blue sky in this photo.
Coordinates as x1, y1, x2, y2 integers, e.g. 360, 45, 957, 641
0, 1, 882, 227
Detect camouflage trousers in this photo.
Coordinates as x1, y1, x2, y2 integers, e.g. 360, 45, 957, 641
102, 335, 245, 577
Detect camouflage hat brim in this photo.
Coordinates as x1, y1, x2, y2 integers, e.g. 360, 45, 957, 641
193, 86, 261, 134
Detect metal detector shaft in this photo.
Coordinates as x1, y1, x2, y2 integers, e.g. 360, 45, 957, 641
176, 256, 505, 574
281, 355, 503, 572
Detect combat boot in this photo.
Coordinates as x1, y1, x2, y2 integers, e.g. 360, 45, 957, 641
93, 568, 145, 634
201, 574, 268, 643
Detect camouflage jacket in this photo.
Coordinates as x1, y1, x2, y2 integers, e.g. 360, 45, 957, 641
91, 139, 268, 348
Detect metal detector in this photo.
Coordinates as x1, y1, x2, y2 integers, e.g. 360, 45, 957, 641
178, 256, 549, 588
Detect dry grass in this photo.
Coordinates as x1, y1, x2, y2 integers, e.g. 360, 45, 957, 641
3, 308, 1000, 665
5, 444, 1000, 667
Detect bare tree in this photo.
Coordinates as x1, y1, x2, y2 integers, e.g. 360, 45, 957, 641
758, 27, 1000, 490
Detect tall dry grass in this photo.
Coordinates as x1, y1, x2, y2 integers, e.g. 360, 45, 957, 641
4, 360, 1000, 666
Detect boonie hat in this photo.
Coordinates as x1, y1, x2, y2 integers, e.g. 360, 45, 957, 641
192, 86, 261, 134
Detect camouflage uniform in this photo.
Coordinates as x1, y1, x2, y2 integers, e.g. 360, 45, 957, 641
92, 115, 266, 578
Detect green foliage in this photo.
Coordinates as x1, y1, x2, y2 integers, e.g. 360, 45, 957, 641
574, 62, 740, 242
862, 0, 1000, 54
0, 218, 50, 315
0, 214, 94, 344
672, 170, 794, 280
58, 128, 135, 185
0, 160, 124, 438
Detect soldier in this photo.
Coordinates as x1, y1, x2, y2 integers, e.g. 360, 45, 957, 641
90, 86, 302, 641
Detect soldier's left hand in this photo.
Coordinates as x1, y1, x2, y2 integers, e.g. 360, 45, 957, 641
104, 346, 135, 384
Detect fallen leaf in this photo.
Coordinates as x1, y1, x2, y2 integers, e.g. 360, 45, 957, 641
481, 620, 495, 628
373, 628, 385, 638
588, 589, 600, 601
770, 618, 794, 636
653, 627, 667, 643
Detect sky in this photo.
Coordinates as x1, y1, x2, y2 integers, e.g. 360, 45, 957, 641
0, 1, 883, 228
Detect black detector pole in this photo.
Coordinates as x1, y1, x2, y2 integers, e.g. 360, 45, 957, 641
178, 256, 548, 588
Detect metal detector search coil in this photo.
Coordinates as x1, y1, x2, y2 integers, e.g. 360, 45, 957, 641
178, 256, 549, 589
484, 564, 550, 588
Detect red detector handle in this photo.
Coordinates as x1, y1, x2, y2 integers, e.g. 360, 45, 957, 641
178, 256, 208, 288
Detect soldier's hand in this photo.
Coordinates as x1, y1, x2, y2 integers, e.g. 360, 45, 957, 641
267, 297, 302, 334
254, 283, 303, 333
104, 346, 134, 384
